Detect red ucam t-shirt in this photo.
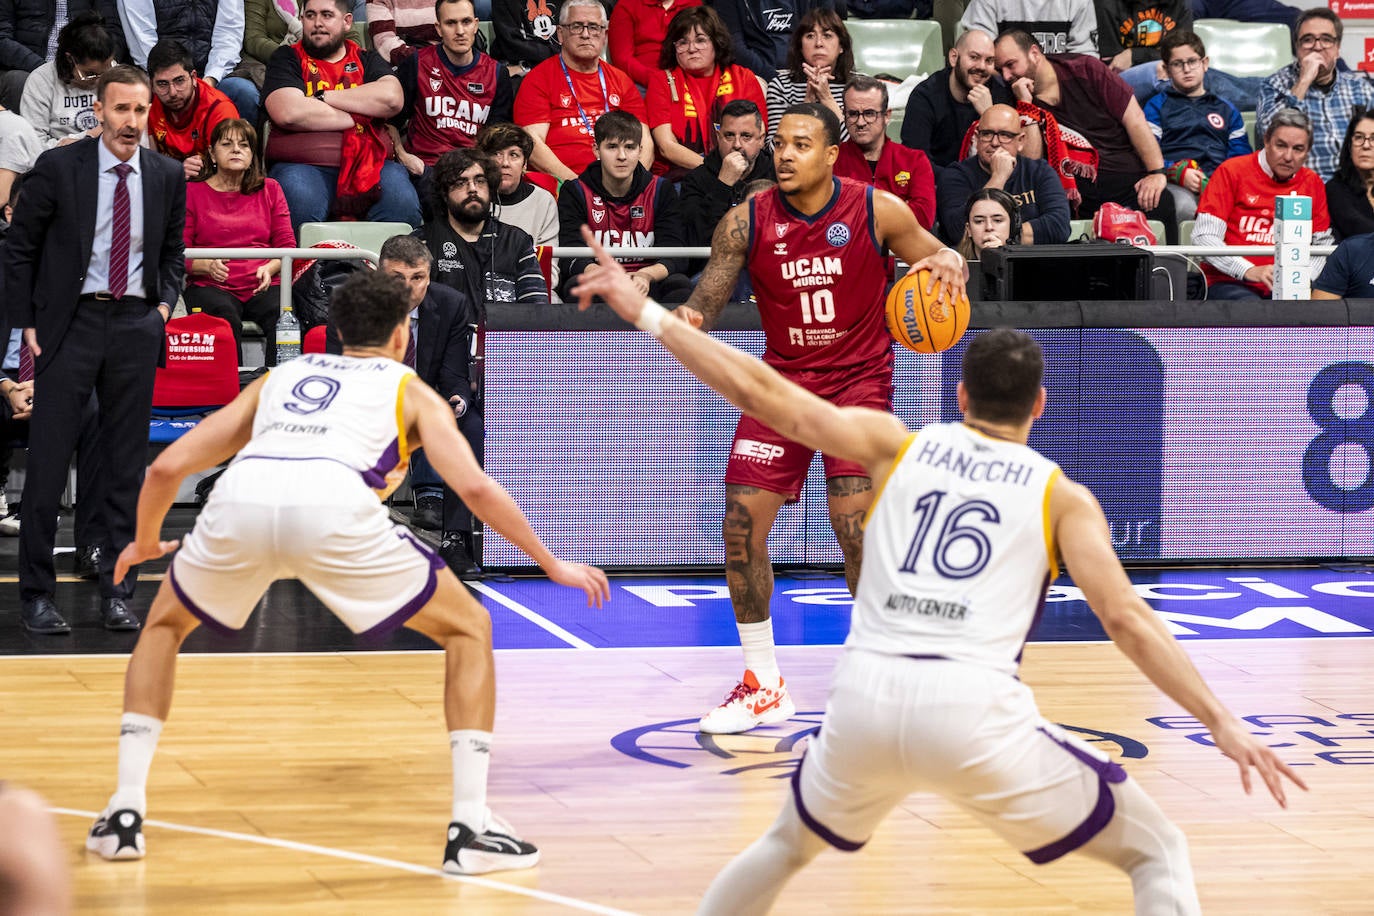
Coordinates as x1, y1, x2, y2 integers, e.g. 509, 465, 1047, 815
148, 77, 238, 163
645, 63, 768, 177
514, 55, 647, 175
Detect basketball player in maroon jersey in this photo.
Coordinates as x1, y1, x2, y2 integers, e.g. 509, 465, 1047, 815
678, 101, 966, 735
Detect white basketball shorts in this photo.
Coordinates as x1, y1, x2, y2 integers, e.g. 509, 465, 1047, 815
793, 647, 1127, 862
168, 457, 444, 636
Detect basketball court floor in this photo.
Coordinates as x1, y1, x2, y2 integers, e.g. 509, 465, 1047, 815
2, 527, 1372, 913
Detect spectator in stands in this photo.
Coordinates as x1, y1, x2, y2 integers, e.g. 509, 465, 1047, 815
0, 1, 125, 111
765, 8, 852, 141
994, 29, 1177, 239
1096, 0, 1187, 94
709, 0, 842, 83
263, 0, 421, 235
146, 40, 238, 181
961, 0, 1096, 55
183, 119, 293, 365
416, 148, 549, 307
474, 122, 560, 289
392, 0, 514, 213
1257, 9, 1374, 184
609, 0, 701, 89
679, 98, 774, 247
1327, 110, 1374, 241
490, 0, 562, 77
114, 0, 260, 123
938, 102, 1069, 244
0, 104, 41, 204
646, 5, 768, 181
957, 186, 1020, 260
367, 0, 440, 65
558, 109, 692, 303
19, 12, 112, 149
241, 0, 367, 89
513, 0, 651, 182
1142, 29, 1250, 223
1312, 230, 1374, 299
834, 74, 936, 228
903, 30, 1020, 176
1194, 107, 1330, 299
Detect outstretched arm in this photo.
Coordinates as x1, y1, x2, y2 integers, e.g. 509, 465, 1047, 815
677, 201, 751, 330
572, 226, 911, 476
1053, 477, 1308, 807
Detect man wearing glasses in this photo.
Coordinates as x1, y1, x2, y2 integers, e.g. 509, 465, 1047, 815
832, 74, 936, 229
513, 0, 650, 182
146, 40, 239, 180
937, 102, 1069, 244
1257, 7, 1374, 182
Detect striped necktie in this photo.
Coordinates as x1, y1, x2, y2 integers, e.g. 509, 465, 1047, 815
108, 163, 133, 299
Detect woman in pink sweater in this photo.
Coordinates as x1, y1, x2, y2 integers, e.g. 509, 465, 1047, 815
184, 119, 296, 365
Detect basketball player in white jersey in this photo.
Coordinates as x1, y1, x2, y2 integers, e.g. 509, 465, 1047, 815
85, 271, 609, 876
569, 228, 1307, 914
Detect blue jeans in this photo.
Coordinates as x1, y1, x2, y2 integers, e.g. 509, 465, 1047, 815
269, 160, 423, 236
1124, 63, 1264, 111
217, 76, 260, 124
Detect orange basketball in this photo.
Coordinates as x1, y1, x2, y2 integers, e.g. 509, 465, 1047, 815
885, 269, 971, 355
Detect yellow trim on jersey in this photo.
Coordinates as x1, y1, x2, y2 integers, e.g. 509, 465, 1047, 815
863, 433, 919, 528
1042, 468, 1062, 577
394, 371, 414, 461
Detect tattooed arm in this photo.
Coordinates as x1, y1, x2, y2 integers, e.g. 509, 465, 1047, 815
676, 202, 751, 331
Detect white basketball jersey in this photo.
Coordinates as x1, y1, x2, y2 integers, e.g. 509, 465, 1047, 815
235, 353, 416, 494
847, 422, 1062, 676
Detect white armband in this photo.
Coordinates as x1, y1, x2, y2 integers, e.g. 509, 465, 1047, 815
635, 299, 669, 338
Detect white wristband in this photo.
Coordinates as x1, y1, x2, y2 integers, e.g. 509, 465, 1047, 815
939, 246, 964, 264
635, 298, 668, 338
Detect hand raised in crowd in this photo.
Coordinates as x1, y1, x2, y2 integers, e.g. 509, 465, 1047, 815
183, 154, 205, 181
1010, 77, 1035, 104
1295, 52, 1324, 93
1136, 172, 1166, 211
6, 380, 33, 422
988, 148, 1016, 185
967, 82, 994, 115
802, 62, 832, 101
718, 150, 751, 186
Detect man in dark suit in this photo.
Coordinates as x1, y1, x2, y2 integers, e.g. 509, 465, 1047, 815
328, 235, 481, 577
2, 65, 185, 633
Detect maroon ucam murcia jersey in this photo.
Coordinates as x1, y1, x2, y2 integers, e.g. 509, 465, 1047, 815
408, 46, 501, 164
747, 177, 893, 374
580, 176, 663, 273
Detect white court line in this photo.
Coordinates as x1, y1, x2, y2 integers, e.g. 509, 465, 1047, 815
52, 808, 639, 916
468, 581, 595, 649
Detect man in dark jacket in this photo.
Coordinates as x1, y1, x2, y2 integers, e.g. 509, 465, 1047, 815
902, 28, 1019, 176
490, 0, 562, 76
0, 0, 126, 110
680, 100, 775, 248
557, 110, 692, 303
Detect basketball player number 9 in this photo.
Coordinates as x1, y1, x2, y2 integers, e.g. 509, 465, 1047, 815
898, 490, 1001, 579
284, 376, 342, 416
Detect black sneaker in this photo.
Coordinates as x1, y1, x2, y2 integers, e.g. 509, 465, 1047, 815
411, 494, 443, 531
439, 533, 482, 580
86, 808, 145, 860
441, 814, 539, 875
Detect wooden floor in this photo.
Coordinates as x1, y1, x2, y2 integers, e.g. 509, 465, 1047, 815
1, 638, 1370, 914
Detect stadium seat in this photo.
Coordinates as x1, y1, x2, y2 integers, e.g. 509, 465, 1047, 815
1243, 109, 1258, 147
1179, 219, 1195, 245
932, 0, 965, 55
1148, 219, 1166, 243
847, 19, 944, 81
1192, 20, 1293, 81
1068, 218, 1093, 240
298, 221, 413, 257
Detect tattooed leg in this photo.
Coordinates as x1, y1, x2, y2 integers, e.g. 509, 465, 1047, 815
723, 484, 788, 624
827, 476, 874, 596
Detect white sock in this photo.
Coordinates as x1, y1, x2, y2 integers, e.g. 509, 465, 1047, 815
109, 712, 163, 817
738, 620, 781, 687
450, 729, 492, 830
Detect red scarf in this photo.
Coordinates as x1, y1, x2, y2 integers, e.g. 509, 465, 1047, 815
959, 101, 1098, 210
294, 41, 386, 220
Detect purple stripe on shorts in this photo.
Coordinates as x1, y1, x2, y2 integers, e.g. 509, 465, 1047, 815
358, 529, 445, 638
360, 438, 402, 490
167, 558, 240, 637
789, 750, 866, 853
1023, 726, 1129, 864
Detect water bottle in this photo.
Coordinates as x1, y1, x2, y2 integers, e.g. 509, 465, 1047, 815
276, 305, 301, 363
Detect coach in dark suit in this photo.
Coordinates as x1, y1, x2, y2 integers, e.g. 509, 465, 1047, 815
327, 235, 481, 577
2, 65, 185, 634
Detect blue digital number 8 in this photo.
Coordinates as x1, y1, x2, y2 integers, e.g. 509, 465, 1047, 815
1302, 362, 1374, 512
284, 375, 342, 416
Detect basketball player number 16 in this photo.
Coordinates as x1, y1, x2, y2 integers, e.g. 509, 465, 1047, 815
799, 290, 835, 324
899, 490, 1001, 579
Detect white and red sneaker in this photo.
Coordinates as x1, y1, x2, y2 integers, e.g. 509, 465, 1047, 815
698, 670, 796, 734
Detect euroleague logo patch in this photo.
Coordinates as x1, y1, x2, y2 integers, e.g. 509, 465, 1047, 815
826, 222, 850, 247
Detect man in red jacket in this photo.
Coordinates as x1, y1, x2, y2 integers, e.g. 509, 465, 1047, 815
146, 39, 238, 180
832, 74, 936, 229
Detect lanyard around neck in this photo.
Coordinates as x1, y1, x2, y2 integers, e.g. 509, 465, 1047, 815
560, 56, 609, 150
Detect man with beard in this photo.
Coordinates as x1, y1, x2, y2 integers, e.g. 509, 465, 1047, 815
902, 29, 1026, 176
679, 100, 775, 250
833, 75, 936, 229
262, 0, 421, 235
146, 40, 239, 180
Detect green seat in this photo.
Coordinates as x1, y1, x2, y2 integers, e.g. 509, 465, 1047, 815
886, 107, 905, 143
1148, 219, 1166, 243
847, 19, 944, 81
1192, 19, 1293, 82
478, 20, 493, 52
1242, 109, 1258, 147
297, 221, 414, 257
1179, 219, 1195, 245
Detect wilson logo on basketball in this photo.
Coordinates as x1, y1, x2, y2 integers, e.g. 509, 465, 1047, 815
902, 290, 925, 342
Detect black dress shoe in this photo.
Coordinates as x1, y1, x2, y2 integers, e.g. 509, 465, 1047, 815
439, 533, 482, 581
412, 495, 443, 531
22, 595, 71, 635
101, 597, 141, 632
75, 545, 104, 580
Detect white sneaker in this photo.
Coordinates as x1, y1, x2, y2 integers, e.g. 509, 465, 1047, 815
441, 811, 539, 875
698, 670, 796, 734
